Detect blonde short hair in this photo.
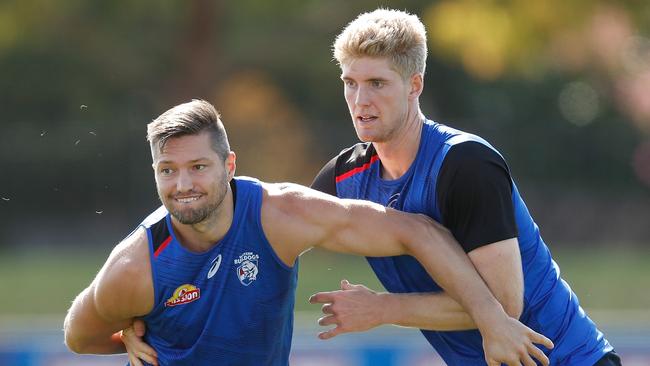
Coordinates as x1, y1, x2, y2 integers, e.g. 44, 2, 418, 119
333, 8, 427, 79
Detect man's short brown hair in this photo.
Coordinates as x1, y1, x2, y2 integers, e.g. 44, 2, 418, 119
147, 99, 230, 160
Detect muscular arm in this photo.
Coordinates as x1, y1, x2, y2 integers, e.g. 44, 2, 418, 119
64, 227, 154, 354
262, 182, 513, 332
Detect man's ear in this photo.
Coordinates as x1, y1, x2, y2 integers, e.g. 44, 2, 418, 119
409, 73, 424, 100
225, 151, 237, 181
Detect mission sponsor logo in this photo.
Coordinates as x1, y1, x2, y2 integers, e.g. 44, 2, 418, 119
234, 252, 259, 286
165, 284, 201, 307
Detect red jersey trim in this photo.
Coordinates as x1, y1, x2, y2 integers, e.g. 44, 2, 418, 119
154, 236, 172, 258
335, 155, 380, 183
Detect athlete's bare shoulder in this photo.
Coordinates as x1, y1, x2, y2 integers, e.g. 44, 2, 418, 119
113, 226, 150, 266
259, 182, 330, 266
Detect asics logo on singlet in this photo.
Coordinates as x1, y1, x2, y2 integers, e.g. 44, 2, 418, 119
207, 254, 222, 279
387, 193, 401, 209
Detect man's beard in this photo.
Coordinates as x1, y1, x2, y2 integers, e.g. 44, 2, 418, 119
169, 200, 219, 225
162, 181, 228, 225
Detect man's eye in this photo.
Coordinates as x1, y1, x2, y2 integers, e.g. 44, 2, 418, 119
194, 165, 206, 171
372, 80, 384, 88
160, 168, 172, 175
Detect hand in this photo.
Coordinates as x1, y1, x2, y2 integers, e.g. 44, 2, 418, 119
120, 319, 158, 366
480, 314, 554, 366
308, 279, 385, 340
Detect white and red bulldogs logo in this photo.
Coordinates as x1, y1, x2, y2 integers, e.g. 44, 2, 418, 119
234, 252, 259, 286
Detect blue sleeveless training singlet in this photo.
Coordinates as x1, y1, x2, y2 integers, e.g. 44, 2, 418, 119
333, 121, 612, 366
133, 177, 298, 366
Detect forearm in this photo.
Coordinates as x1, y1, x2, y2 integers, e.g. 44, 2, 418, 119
381, 292, 476, 331
65, 329, 127, 355
406, 218, 507, 330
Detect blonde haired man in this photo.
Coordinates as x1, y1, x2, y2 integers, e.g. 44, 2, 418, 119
310, 8, 620, 366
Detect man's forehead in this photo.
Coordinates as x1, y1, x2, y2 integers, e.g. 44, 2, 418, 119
153, 150, 215, 165
341, 58, 399, 78
151, 134, 215, 163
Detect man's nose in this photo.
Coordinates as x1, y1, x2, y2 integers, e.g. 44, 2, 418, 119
355, 87, 371, 107
176, 170, 194, 192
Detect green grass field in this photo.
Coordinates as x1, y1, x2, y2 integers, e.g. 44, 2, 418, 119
0, 246, 648, 318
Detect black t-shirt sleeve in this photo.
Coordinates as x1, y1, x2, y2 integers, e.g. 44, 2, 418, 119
436, 142, 518, 253
310, 156, 338, 196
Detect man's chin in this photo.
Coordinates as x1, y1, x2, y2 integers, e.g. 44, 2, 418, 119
169, 208, 207, 225
356, 133, 384, 144
355, 132, 374, 143
354, 128, 384, 143
174, 215, 205, 225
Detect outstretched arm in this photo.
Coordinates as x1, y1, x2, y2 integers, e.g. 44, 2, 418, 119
262, 183, 552, 366
64, 227, 153, 354
264, 183, 504, 328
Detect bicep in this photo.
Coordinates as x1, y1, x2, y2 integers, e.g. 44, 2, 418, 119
263, 184, 412, 259
468, 238, 524, 317
317, 200, 417, 257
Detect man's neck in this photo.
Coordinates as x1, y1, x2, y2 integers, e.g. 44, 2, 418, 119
172, 188, 234, 253
373, 111, 424, 180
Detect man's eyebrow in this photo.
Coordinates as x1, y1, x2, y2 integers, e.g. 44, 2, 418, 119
156, 158, 210, 165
